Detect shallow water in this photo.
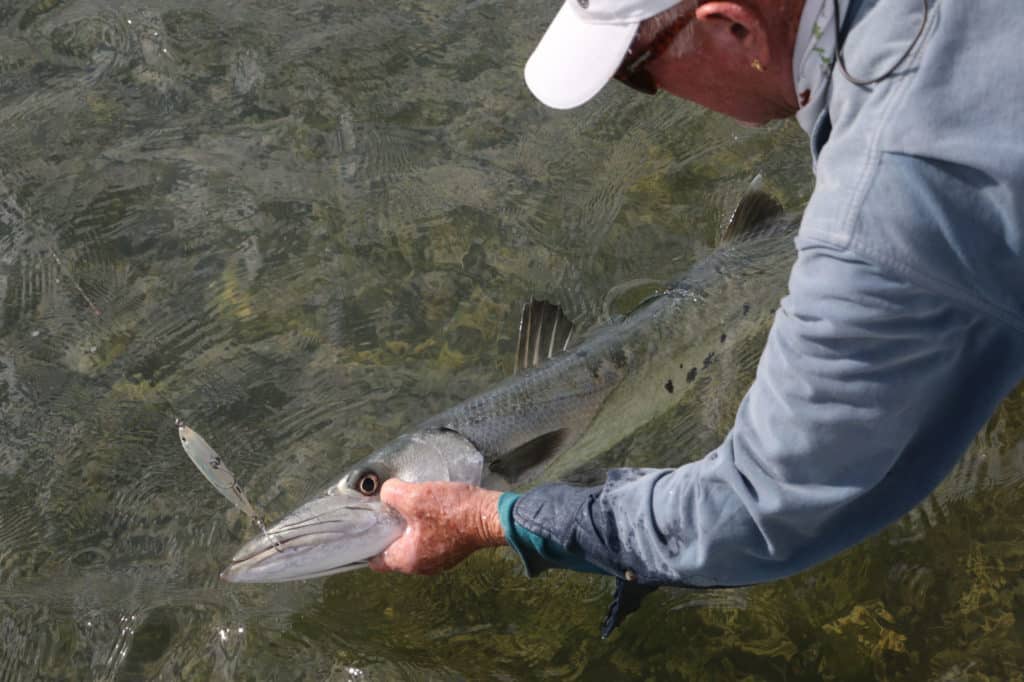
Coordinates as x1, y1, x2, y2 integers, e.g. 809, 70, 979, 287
1, 1, 1022, 680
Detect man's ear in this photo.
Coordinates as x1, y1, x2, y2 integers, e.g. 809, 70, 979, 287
695, 1, 769, 66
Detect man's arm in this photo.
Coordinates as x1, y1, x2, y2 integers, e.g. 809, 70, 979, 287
374, 240, 1023, 583
507, 240, 1022, 585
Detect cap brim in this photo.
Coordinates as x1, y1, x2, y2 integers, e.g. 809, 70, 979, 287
525, 2, 638, 110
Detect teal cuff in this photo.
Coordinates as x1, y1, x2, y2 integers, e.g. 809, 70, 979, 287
498, 492, 608, 577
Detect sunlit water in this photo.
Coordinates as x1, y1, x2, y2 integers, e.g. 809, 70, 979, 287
1, 1, 1022, 679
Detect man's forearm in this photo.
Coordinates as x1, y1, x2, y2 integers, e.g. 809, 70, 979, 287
508, 243, 1022, 587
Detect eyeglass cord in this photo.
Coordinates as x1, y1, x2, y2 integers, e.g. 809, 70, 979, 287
832, 0, 929, 87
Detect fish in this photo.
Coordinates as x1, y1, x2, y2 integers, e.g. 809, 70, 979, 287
221, 188, 799, 583
177, 419, 258, 519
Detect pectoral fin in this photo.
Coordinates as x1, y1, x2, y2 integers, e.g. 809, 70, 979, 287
488, 429, 568, 483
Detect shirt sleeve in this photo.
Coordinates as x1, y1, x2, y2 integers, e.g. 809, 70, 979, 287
501, 239, 1024, 586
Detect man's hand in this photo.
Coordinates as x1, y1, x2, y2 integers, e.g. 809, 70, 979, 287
368, 480, 505, 575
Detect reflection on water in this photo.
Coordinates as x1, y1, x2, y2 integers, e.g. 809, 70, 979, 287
0, 0, 1021, 679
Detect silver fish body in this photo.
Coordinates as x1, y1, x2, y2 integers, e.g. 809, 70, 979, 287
223, 197, 800, 583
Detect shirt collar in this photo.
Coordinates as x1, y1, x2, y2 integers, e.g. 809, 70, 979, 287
792, 0, 849, 134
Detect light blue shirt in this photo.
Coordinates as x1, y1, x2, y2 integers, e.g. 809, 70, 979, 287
502, 0, 1024, 591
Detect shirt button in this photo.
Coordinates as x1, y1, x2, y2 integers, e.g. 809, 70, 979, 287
624, 569, 637, 582
577, 0, 589, 8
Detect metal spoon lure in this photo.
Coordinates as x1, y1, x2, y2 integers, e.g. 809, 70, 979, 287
175, 419, 282, 550
175, 418, 259, 519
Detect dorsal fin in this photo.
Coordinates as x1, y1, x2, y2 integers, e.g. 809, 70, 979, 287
514, 299, 574, 374
719, 187, 784, 245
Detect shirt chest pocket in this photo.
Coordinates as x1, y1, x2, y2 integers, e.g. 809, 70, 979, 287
810, 109, 833, 170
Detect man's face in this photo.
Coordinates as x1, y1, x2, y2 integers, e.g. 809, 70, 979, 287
622, 2, 795, 125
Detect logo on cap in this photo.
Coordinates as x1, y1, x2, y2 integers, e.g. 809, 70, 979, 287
577, 0, 589, 8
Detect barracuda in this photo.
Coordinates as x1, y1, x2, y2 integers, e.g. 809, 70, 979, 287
222, 189, 801, 583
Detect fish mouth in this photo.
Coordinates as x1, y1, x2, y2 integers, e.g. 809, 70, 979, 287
221, 490, 405, 583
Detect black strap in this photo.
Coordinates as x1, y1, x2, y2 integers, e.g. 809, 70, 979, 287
833, 0, 930, 87
600, 578, 658, 639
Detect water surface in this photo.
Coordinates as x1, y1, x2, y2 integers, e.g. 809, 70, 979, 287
1, 1, 1022, 679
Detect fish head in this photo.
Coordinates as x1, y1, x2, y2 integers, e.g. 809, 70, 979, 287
221, 428, 484, 583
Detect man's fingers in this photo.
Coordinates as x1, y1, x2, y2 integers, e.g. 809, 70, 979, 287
369, 542, 419, 575
369, 541, 405, 573
373, 481, 419, 574
368, 553, 391, 572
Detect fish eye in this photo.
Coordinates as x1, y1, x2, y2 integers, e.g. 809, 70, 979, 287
357, 472, 380, 496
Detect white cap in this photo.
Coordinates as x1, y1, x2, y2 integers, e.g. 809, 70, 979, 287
525, 0, 682, 110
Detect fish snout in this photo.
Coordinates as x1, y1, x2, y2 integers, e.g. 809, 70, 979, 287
221, 491, 405, 583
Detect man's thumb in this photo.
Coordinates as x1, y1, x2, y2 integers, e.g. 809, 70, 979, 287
379, 477, 410, 507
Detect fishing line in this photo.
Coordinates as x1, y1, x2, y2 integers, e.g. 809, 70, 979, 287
48, 248, 102, 316
832, 0, 929, 87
